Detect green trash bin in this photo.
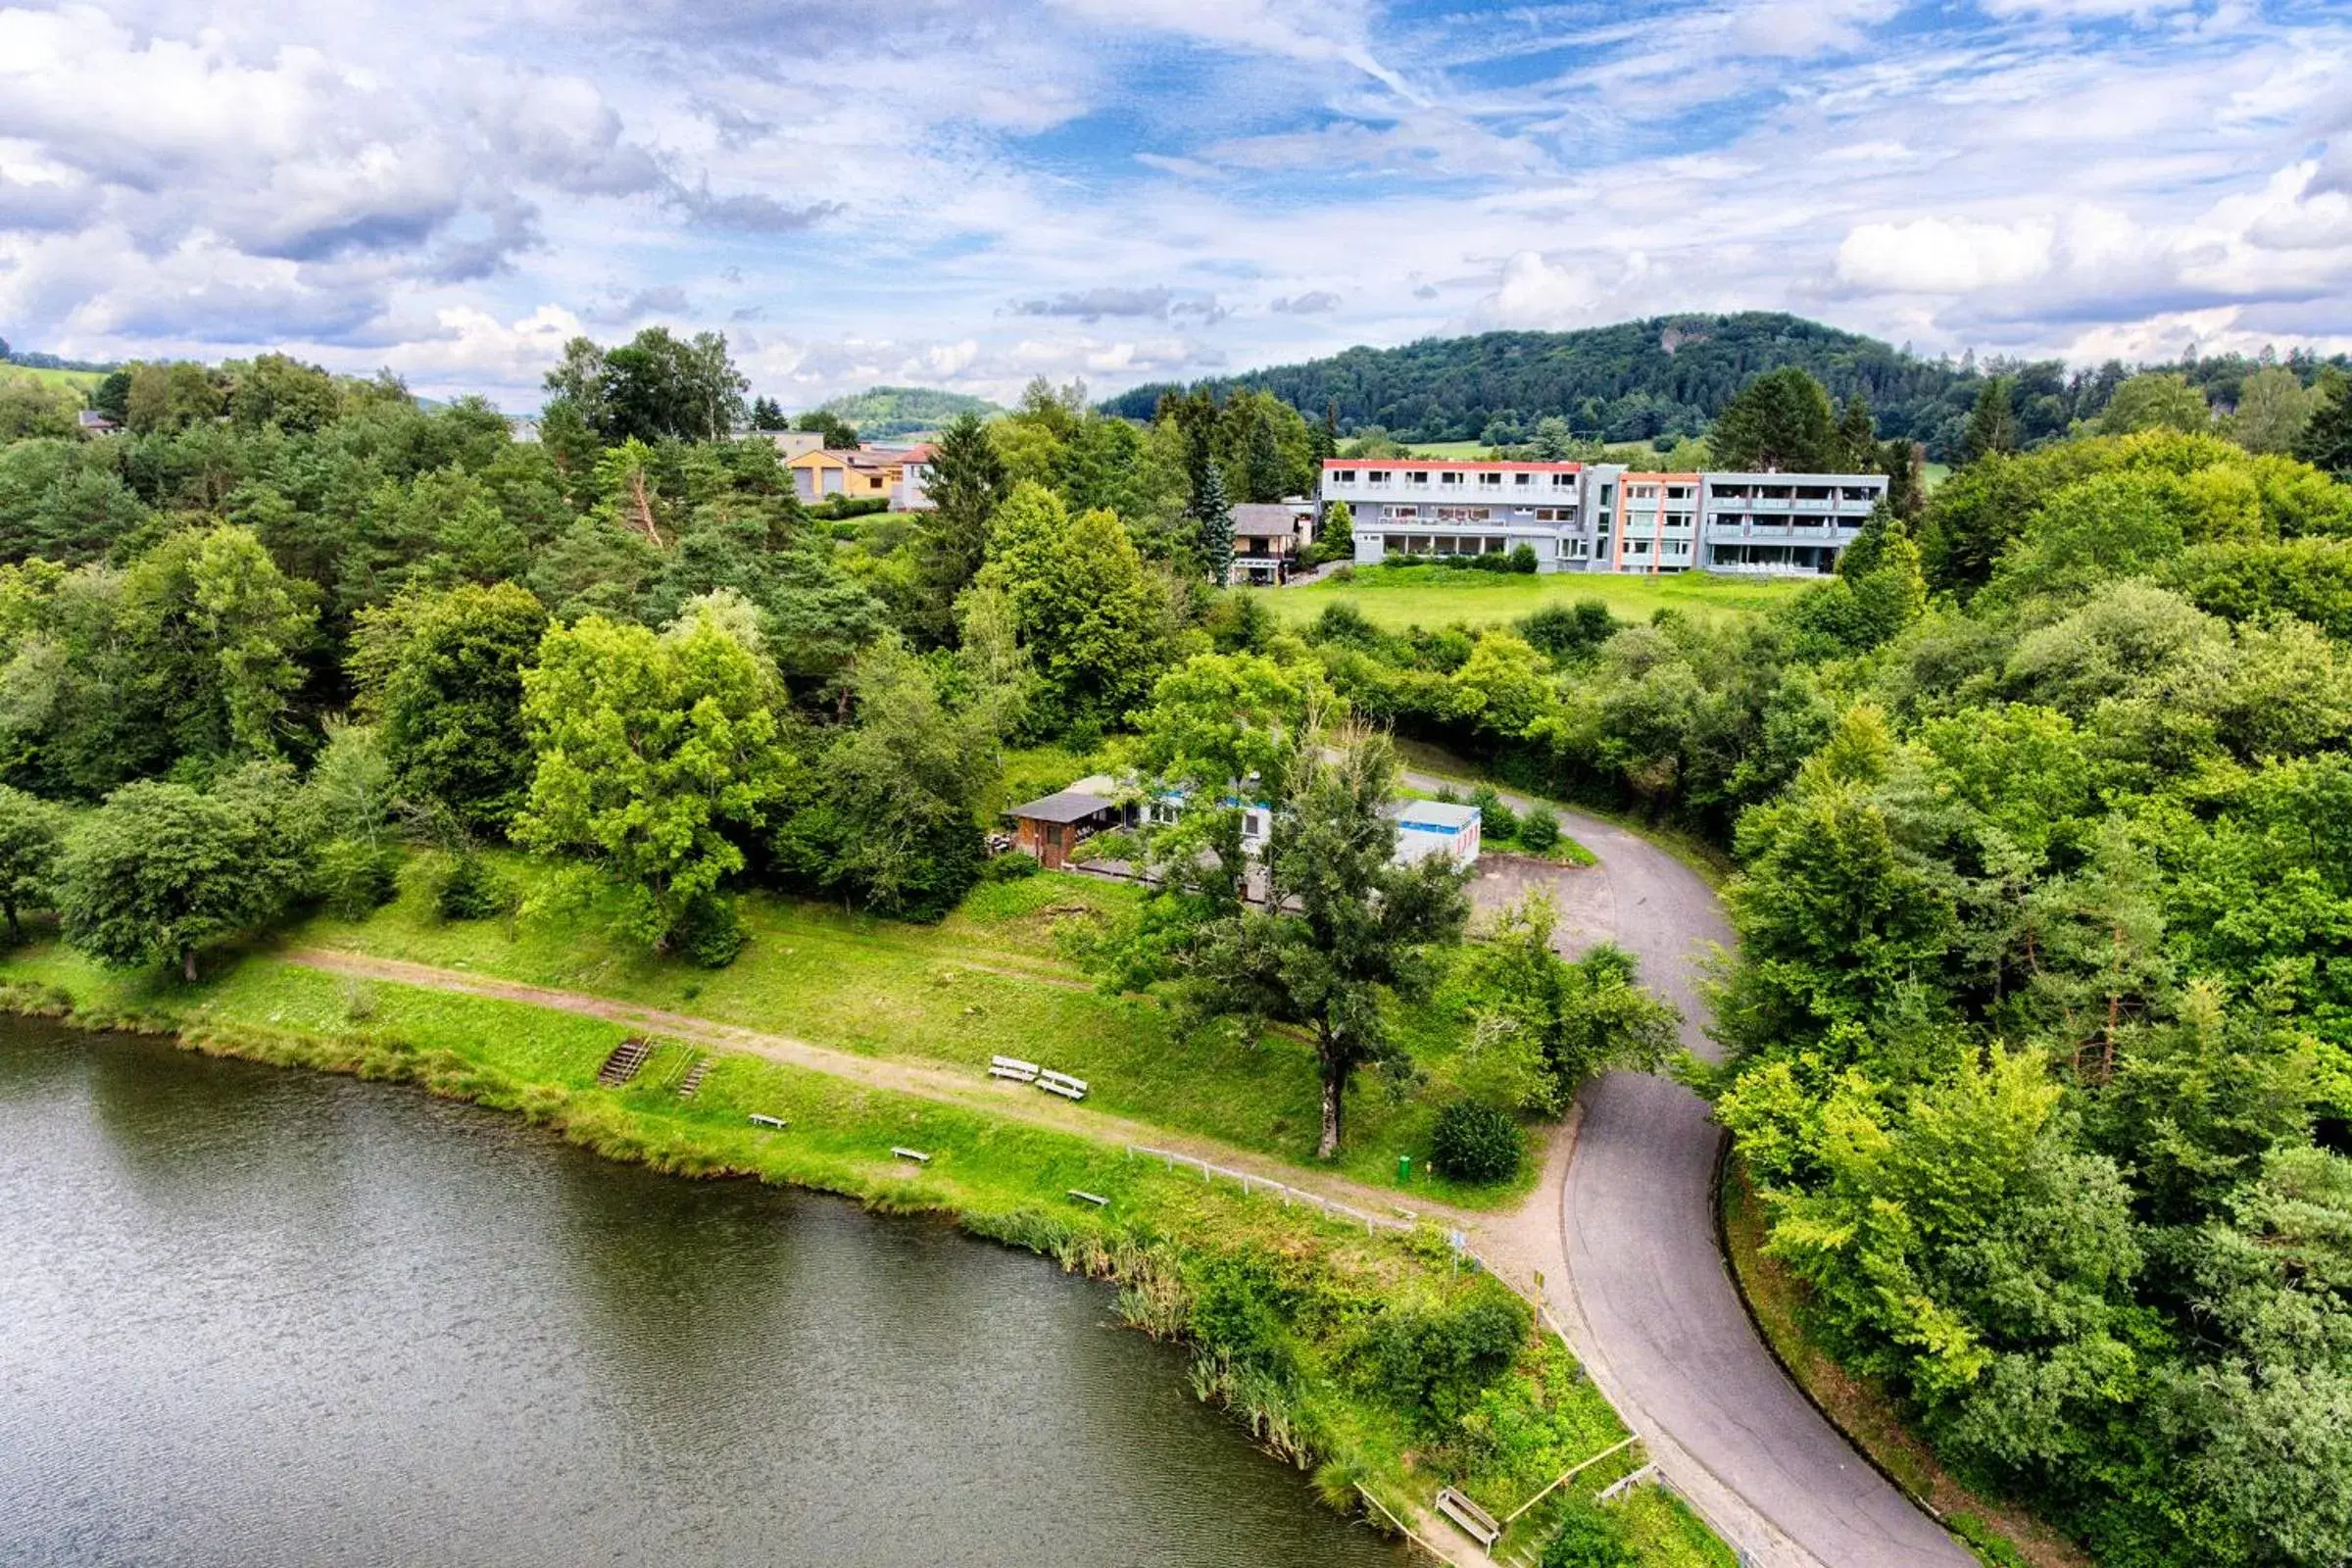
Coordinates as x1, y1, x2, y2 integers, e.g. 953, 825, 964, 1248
1397, 1153, 1412, 1183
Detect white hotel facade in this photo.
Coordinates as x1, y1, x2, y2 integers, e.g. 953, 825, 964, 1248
1319, 459, 1888, 575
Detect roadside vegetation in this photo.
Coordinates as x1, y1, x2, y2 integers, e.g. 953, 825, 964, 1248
1, 325, 2349, 1566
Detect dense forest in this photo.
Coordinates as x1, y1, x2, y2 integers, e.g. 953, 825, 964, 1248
1104, 311, 2352, 462
2, 321, 2351, 1565
815, 385, 1004, 438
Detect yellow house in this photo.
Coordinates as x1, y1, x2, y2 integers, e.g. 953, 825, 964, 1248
789, 447, 900, 504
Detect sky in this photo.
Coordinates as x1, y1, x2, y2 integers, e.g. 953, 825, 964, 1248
1, 0, 2349, 413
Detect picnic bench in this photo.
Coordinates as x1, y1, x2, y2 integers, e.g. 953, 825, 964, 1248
748, 1113, 787, 1129
891, 1147, 932, 1164
1037, 1069, 1088, 1102
989, 1054, 1041, 1083
1435, 1487, 1500, 1552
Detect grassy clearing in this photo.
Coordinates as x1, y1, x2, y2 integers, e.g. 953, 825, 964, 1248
1258, 564, 1809, 634
1721, 1163, 2082, 1568
0, 939, 1711, 1563
244, 852, 1532, 1207
0, 365, 103, 397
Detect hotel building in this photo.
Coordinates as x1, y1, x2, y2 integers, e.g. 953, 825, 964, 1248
1319, 459, 1887, 576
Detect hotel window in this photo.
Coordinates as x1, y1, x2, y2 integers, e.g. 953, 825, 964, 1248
1388, 505, 1419, 520
1567, 539, 1590, 559
1625, 539, 1651, 557
1367, 469, 1389, 484
1478, 472, 1502, 487
1332, 469, 1356, 483
1666, 485, 1693, 501
1439, 471, 1461, 485
1407, 471, 1430, 485
1514, 472, 1533, 486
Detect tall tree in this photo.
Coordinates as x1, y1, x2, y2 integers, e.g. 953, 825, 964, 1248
0, 785, 65, 940
1963, 376, 2018, 463
1192, 460, 1233, 585
1835, 394, 1878, 468
2230, 367, 2322, 455
1117, 728, 1470, 1157
2097, 371, 2211, 435
358, 582, 550, 834
2295, 370, 2352, 479
1242, 410, 1290, 503
1709, 367, 1837, 471
58, 780, 296, 981
514, 601, 798, 954
911, 411, 1008, 641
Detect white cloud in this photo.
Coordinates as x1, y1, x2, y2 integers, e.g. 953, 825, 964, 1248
1837, 217, 2057, 292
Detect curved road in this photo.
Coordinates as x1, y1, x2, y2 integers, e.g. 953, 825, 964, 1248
1404, 771, 1973, 1568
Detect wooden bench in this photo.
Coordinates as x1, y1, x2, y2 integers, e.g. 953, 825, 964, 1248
1066, 1189, 1109, 1206
1435, 1487, 1500, 1551
748, 1113, 787, 1129
988, 1054, 1041, 1083
1037, 1069, 1088, 1102
891, 1147, 932, 1164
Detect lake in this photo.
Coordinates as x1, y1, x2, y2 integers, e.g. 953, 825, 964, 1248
0, 1018, 1413, 1568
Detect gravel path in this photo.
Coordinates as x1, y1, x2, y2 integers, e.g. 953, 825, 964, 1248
1400, 771, 1974, 1568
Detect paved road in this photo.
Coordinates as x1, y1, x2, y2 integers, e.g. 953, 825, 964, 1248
1401, 771, 1974, 1568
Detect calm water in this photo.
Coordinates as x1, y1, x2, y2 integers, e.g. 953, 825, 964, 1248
0, 1019, 1411, 1568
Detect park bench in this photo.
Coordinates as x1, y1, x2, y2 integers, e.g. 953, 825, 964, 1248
989, 1054, 1041, 1083
1066, 1190, 1109, 1206
1037, 1069, 1088, 1102
748, 1113, 786, 1129
1435, 1487, 1501, 1552
891, 1147, 932, 1163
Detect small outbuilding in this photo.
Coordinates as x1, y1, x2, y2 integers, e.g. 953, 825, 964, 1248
1004, 775, 1129, 869
1388, 800, 1482, 866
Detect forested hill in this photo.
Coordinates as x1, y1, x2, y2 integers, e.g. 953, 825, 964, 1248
1102, 311, 2347, 460
816, 385, 1003, 437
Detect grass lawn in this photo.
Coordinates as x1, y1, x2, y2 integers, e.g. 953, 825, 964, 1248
251, 853, 1527, 1206
1257, 563, 1812, 633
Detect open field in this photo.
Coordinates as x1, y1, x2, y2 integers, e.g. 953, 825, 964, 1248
0, 365, 103, 396
1259, 564, 1813, 632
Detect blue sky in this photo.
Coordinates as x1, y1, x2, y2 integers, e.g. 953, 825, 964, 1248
1, 0, 2348, 411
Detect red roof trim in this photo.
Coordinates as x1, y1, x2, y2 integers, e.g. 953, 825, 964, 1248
1319, 459, 1583, 473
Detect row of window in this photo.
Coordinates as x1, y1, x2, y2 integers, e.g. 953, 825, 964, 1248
1379, 505, 1589, 523
1331, 469, 1579, 488
1376, 535, 1523, 558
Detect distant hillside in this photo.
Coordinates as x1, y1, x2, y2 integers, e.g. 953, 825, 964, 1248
818, 385, 1003, 438
1103, 311, 2346, 462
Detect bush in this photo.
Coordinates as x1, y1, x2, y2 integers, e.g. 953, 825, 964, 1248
1329, 564, 1354, 583
432, 854, 513, 921
1361, 1291, 1529, 1430
1541, 1498, 1637, 1568
1471, 785, 1519, 843
980, 850, 1041, 882
1518, 808, 1561, 853
669, 893, 748, 967
316, 838, 399, 919
1508, 543, 1540, 574
1431, 1098, 1525, 1182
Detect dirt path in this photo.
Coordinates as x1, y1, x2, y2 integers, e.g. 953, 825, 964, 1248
285, 947, 1479, 1234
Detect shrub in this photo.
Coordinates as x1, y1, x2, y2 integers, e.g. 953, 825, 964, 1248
1361, 1291, 1529, 1430
1431, 1098, 1525, 1183
669, 893, 748, 968
1518, 808, 1561, 853
432, 854, 513, 921
316, 838, 399, 919
1330, 564, 1355, 583
980, 850, 1041, 882
1471, 785, 1519, 843
1541, 1498, 1636, 1568
1509, 543, 1540, 574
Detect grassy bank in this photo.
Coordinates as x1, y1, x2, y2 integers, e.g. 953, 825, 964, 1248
247, 855, 1544, 1207
1257, 565, 1809, 633
1720, 1162, 2083, 1568
0, 941, 1725, 1565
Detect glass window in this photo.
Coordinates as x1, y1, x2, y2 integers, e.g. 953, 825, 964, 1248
1515, 472, 1533, 485
1367, 469, 1389, 483
1333, 469, 1356, 483
1407, 471, 1429, 485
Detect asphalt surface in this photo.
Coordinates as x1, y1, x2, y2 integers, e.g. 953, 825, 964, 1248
1402, 770, 1974, 1568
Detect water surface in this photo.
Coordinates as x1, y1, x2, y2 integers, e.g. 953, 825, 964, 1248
0, 1019, 1412, 1568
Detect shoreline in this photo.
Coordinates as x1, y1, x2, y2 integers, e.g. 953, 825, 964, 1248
0, 964, 1717, 1568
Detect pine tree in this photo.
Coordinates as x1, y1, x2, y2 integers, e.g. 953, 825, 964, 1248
1192, 462, 1232, 585
911, 413, 1007, 644
1963, 376, 2019, 463
1835, 395, 1877, 469
2294, 369, 2352, 479
1242, 413, 1289, 503
1314, 398, 1340, 464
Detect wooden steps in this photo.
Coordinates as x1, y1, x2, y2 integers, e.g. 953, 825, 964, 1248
675, 1056, 713, 1099
596, 1038, 654, 1087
